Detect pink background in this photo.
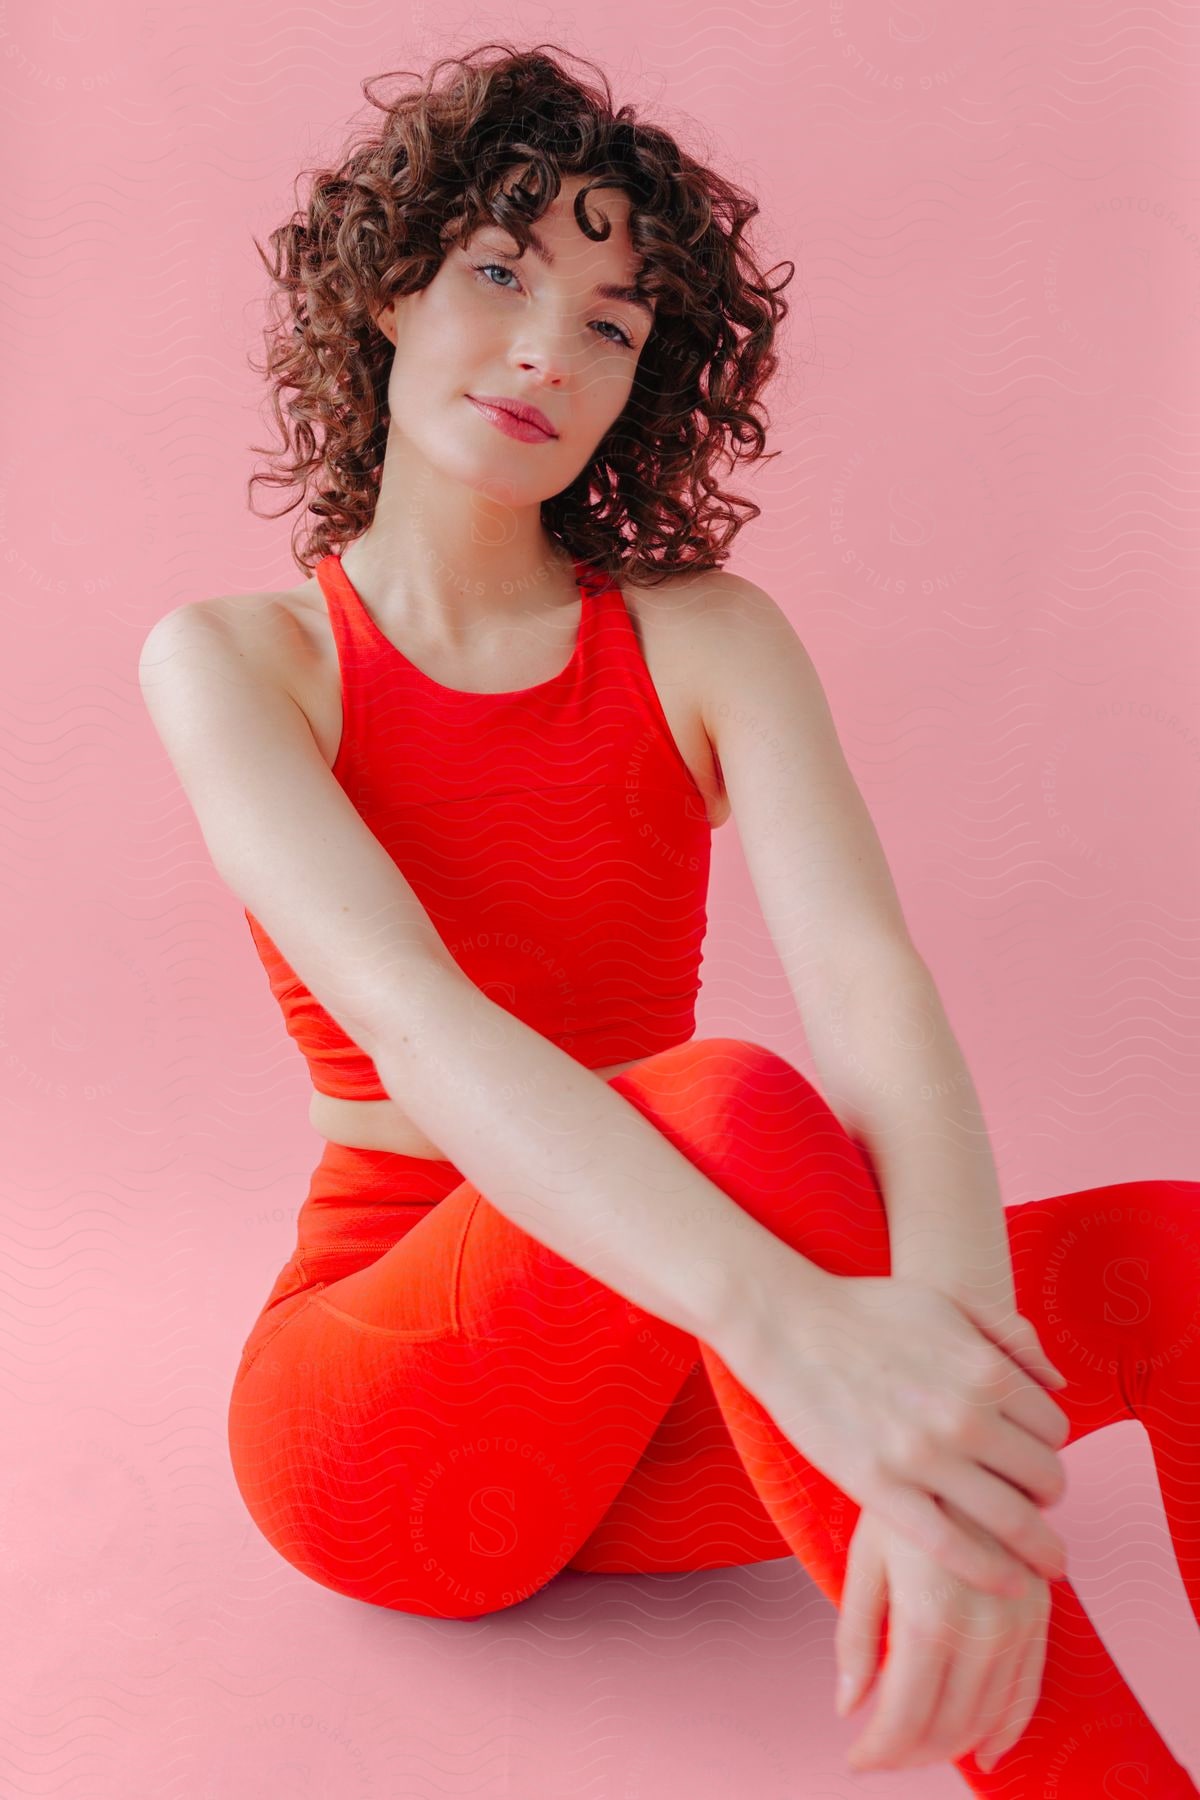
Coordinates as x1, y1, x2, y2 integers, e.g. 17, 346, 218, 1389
4, 4, 1199, 1795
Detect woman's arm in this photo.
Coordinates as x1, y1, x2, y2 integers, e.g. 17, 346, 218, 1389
141, 597, 1068, 1585
690, 574, 1020, 1314
368, 968, 823, 1351
137, 598, 826, 1363
808, 948, 1017, 1306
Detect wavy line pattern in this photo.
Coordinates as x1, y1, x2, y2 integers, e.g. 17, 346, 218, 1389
5, 4, 1199, 1796
243, 553, 714, 1098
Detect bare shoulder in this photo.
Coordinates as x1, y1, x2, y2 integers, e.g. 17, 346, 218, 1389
624, 565, 791, 728
621, 561, 747, 615
619, 562, 757, 663
625, 564, 778, 646
173, 580, 321, 698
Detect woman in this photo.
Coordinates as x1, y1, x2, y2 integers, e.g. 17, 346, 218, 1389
138, 42, 1200, 1792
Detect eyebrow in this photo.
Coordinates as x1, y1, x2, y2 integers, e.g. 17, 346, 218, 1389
475, 224, 656, 321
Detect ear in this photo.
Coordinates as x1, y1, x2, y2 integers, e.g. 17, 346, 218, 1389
372, 296, 398, 346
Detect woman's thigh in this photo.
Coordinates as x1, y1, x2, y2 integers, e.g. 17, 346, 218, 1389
564, 1349, 796, 1574
568, 1174, 1200, 1581
227, 1034, 871, 1615
228, 1035, 1200, 1619
229, 1142, 473, 1382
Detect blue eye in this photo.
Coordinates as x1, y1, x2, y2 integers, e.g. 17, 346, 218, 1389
469, 262, 636, 350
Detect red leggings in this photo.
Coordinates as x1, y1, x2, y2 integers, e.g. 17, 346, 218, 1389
227, 1037, 1200, 1794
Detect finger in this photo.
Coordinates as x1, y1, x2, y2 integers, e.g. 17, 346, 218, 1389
876, 1484, 1032, 1597
937, 1637, 1022, 1770
993, 1311, 1070, 1392
923, 1453, 1067, 1582
974, 1612, 1050, 1772
979, 1412, 1068, 1509
834, 1538, 887, 1716
957, 1296, 1070, 1393
903, 1334, 1070, 1460
993, 1359, 1072, 1451
954, 1322, 1072, 1450
999, 1382, 1072, 1454
847, 1623, 948, 1771
886, 1498, 1024, 1769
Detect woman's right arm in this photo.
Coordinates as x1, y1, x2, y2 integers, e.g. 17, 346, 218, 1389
136, 598, 809, 1350
139, 599, 1069, 1594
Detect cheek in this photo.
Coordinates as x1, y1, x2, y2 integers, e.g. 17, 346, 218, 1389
447, 272, 506, 336
389, 310, 471, 401
594, 367, 638, 430
397, 277, 482, 357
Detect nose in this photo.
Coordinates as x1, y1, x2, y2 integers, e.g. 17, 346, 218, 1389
515, 351, 568, 388
511, 320, 575, 387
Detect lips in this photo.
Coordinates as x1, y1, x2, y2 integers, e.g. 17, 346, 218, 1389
467, 394, 558, 438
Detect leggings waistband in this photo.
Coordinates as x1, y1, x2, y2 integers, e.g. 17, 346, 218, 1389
308, 1138, 463, 1193
296, 1139, 468, 1257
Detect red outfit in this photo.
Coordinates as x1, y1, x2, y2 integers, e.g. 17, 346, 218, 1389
243, 552, 713, 1097
227, 555, 1200, 1794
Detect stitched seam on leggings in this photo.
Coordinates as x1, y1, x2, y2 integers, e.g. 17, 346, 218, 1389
308, 1292, 466, 1341
449, 1190, 485, 1337
298, 1197, 482, 1342
237, 1284, 327, 1377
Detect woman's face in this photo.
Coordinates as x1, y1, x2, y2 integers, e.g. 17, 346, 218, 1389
375, 172, 656, 506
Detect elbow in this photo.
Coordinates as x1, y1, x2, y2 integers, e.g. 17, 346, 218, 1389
357, 954, 479, 1070
799, 941, 942, 1130
817, 934, 935, 1009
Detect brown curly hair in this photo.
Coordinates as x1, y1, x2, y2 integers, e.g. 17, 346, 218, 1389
246, 41, 795, 587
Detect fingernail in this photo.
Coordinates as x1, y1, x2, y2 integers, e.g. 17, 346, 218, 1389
836, 1671, 856, 1714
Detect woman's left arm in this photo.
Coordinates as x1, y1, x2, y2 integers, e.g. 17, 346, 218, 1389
818, 950, 1016, 1299
808, 950, 1070, 1393
692, 571, 1063, 1376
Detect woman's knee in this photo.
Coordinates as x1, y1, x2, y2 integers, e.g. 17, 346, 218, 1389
612, 1035, 889, 1274
626, 1034, 831, 1145
668, 1034, 791, 1073
619, 1035, 810, 1113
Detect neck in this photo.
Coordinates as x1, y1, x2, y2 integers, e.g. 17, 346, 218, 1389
340, 429, 577, 643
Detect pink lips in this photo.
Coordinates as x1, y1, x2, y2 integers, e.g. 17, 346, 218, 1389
467, 394, 558, 442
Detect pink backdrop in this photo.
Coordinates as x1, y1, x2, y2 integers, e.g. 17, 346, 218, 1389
4, 5, 1198, 1795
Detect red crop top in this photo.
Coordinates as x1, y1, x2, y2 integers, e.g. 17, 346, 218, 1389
243, 550, 714, 1101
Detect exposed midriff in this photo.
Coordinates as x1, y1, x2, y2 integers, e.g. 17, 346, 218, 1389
308, 1053, 647, 1159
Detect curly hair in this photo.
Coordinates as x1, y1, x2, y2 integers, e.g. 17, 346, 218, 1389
246, 40, 795, 587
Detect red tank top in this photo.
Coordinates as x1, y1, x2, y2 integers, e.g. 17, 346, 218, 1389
242, 551, 714, 1101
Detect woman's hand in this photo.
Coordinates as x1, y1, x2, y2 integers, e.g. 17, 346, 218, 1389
732, 1269, 1071, 1594
834, 1503, 1053, 1774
